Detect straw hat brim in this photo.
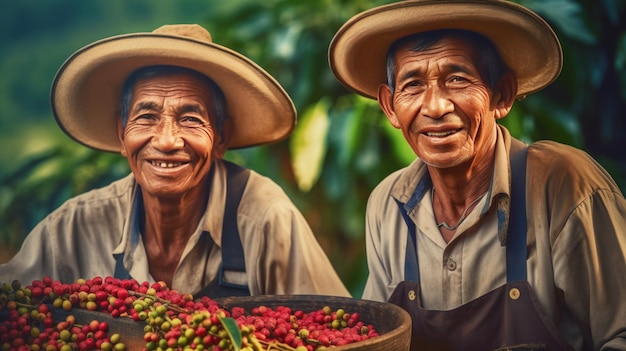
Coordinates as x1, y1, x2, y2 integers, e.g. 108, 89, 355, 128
328, 0, 563, 99
52, 31, 296, 152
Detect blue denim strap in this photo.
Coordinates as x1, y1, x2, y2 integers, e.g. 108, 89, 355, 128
506, 141, 528, 282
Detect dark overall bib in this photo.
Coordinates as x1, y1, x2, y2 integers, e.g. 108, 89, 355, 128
114, 160, 251, 298
389, 142, 574, 351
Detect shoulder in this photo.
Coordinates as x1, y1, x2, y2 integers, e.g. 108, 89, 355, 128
242, 170, 291, 202
368, 159, 422, 210
370, 167, 406, 197
525, 141, 624, 237
364, 163, 422, 238
236, 169, 302, 219
527, 141, 621, 193
42, 174, 135, 226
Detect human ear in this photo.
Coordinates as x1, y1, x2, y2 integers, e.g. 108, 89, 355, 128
211, 119, 232, 159
377, 84, 402, 129
116, 116, 128, 157
493, 72, 517, 120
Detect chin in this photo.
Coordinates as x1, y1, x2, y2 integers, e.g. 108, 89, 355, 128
421, 154, 470, 169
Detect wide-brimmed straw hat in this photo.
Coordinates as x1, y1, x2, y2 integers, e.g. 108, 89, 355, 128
329, 0, 563, 99
52, 24, 296, 152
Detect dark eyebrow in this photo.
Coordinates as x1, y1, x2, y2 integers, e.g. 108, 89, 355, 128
132, 101, 160, 115
398, 68, 423, 84
447, 63, 473, 76
398, 63, 474, 84
131, 102, 206, 117
176, 104, 205, 116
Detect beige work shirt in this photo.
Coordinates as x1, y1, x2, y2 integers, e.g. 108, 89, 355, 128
0, 159, 350, 297
362, 125, 626, 350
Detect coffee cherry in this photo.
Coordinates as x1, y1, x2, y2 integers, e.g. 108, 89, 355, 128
2, 276, 380, 351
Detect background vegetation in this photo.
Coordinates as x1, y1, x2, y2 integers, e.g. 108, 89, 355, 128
1, 0, 624, 297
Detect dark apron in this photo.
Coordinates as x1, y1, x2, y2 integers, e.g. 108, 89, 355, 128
389, 144, 574, 351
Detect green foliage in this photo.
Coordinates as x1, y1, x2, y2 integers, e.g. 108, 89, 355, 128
0, 140, 129, 249
289, 98, 331, 192
220, 316, 243, 351
1, 0, 625, 297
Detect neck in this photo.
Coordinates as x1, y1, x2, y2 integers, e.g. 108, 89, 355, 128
141, 185, 208, 246
140, 185, 209, 287
429, 156, 494, 243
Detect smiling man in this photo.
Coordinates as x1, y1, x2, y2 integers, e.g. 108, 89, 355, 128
0, 24, 350, 299
329, 0, 626, 350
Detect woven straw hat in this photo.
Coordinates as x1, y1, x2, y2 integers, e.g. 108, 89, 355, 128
329, 0, 563, 99
52, 24, 296, 152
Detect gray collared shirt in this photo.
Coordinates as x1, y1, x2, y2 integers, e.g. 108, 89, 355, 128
0, 159, 350, 298
362, 125, 626, 350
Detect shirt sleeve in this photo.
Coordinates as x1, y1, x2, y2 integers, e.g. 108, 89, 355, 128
238, 175, 350, 297
360, 173, 407, 302
0, 178, 130, 286
0, 219, 58, 284
0, 203, 120, 285
552, 188, 626, 349
527, 140, 626, 349
361, 201, 392, 302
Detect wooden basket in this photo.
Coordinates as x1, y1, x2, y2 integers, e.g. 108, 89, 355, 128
55, 295, 411, 350
216, 295, 412, 351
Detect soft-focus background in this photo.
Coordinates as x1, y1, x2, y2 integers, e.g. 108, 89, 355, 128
1, 0, 625, 297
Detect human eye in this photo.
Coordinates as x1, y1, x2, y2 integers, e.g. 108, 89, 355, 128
450, 75, 469, 83
179, 116, 206, 128
400, 79, 425, 94
131, 113, 158, 125
447, 74, 473, 88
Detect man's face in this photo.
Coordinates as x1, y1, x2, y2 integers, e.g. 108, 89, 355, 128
118, 72, 225, 199
379, 36, 510, 169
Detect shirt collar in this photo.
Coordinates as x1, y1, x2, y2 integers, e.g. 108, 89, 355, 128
112, 159, 229, 274
112, 180, 141, 256
390, 125, 514, 245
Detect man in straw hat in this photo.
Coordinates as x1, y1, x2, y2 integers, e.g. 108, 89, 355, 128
0, 24, 350, 298
329, 0, 625, 349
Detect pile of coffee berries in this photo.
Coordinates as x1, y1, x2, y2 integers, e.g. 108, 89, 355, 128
233, 304, 378, 350
1, 278, 129, 351
0, 277, 378, 351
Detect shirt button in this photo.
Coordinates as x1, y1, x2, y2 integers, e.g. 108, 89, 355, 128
446, 259, 457, 271
509, 288, 521, 300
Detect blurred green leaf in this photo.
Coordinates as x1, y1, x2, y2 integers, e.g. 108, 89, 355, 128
290, 98, 331, 192
523, 0, 596, 44
616, 32, 626, 100
380, 117, 415, 167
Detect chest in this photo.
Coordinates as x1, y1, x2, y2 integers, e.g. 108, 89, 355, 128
414, 207, 507, 309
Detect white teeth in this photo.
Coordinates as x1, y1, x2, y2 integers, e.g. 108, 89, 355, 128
151, 161, 183, 168
427, 130, 456, 137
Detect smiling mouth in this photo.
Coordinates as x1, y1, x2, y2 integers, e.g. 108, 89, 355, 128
150, 160, 185, 168
426, 129, 460, 137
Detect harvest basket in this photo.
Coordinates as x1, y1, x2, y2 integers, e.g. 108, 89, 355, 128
46, 294, 411, 351
216, 294, 412, 351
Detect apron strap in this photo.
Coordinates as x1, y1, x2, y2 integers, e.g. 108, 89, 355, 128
399, 141, 528, 283
397, 173, 432, 283
217, 160, 251, 292
506, 140, 528, 282
193, 161, 251, 299
396, 198, 419, 283
114, 186, 144, 280
113, 253, 131, 279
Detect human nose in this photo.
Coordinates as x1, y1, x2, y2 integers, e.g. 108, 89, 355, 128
420, 84, 452, 119
152, 118, 184, 151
